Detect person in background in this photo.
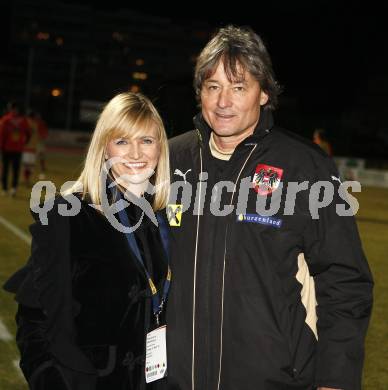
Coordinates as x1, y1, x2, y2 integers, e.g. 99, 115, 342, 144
313, 128, 333, 156
0, 101, 31, 197
22, 110, 40, 186
4, 92, 170, 390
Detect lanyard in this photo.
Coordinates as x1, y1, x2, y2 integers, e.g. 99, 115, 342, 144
116, 198, 171, 326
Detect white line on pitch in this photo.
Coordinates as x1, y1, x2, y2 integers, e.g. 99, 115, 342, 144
13, 359, 23, 377
0, 215, 31, 245
0, 318, 13, 341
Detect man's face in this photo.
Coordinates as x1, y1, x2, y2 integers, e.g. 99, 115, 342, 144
200, 61, 268, 139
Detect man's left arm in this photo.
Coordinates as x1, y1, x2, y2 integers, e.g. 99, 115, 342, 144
303, 160, 373, 390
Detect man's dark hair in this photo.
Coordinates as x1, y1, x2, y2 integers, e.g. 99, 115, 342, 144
194, 25, 281, 110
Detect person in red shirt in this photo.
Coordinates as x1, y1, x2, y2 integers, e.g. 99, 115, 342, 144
1, 102, 31, 197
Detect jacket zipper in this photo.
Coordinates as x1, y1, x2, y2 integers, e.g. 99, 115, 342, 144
191, 146, 203, 390
191, 137, 258, 390
216, 144, 257, 390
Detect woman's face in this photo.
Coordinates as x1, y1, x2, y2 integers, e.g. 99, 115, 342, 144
105, 125, 161, 193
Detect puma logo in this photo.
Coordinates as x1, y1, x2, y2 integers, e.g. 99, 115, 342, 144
331, 175, 342, 184
174, 169, 192, 184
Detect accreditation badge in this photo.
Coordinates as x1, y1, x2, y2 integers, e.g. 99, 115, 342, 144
145, 325, 167, 383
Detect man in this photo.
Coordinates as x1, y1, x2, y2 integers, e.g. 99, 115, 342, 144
23, 110, 40, 186
0, 102, 31, 197
166, 26, 373, 390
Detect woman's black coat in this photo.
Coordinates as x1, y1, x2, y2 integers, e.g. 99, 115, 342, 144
3, 196, 170, 390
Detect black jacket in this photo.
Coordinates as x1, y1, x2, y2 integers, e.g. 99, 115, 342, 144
4, 195, 169, 390
165, 110, 373, 390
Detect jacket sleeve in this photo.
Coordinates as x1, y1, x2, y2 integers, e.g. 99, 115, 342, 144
302, 158, 373, 390
16, 305, 69, 390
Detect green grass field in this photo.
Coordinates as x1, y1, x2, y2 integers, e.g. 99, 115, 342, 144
0, 151, 387, 389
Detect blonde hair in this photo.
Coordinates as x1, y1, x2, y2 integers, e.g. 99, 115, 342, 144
67, 92, 169, 211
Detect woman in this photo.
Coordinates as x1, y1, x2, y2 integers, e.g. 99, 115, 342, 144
3, 92, 171, 390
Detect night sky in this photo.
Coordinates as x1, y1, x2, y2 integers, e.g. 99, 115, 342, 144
126, 1, 388, 153
3, 0, 388, 114
87, 1, 388, 128
2, 0, 387, 156
59, 1, 388, 98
